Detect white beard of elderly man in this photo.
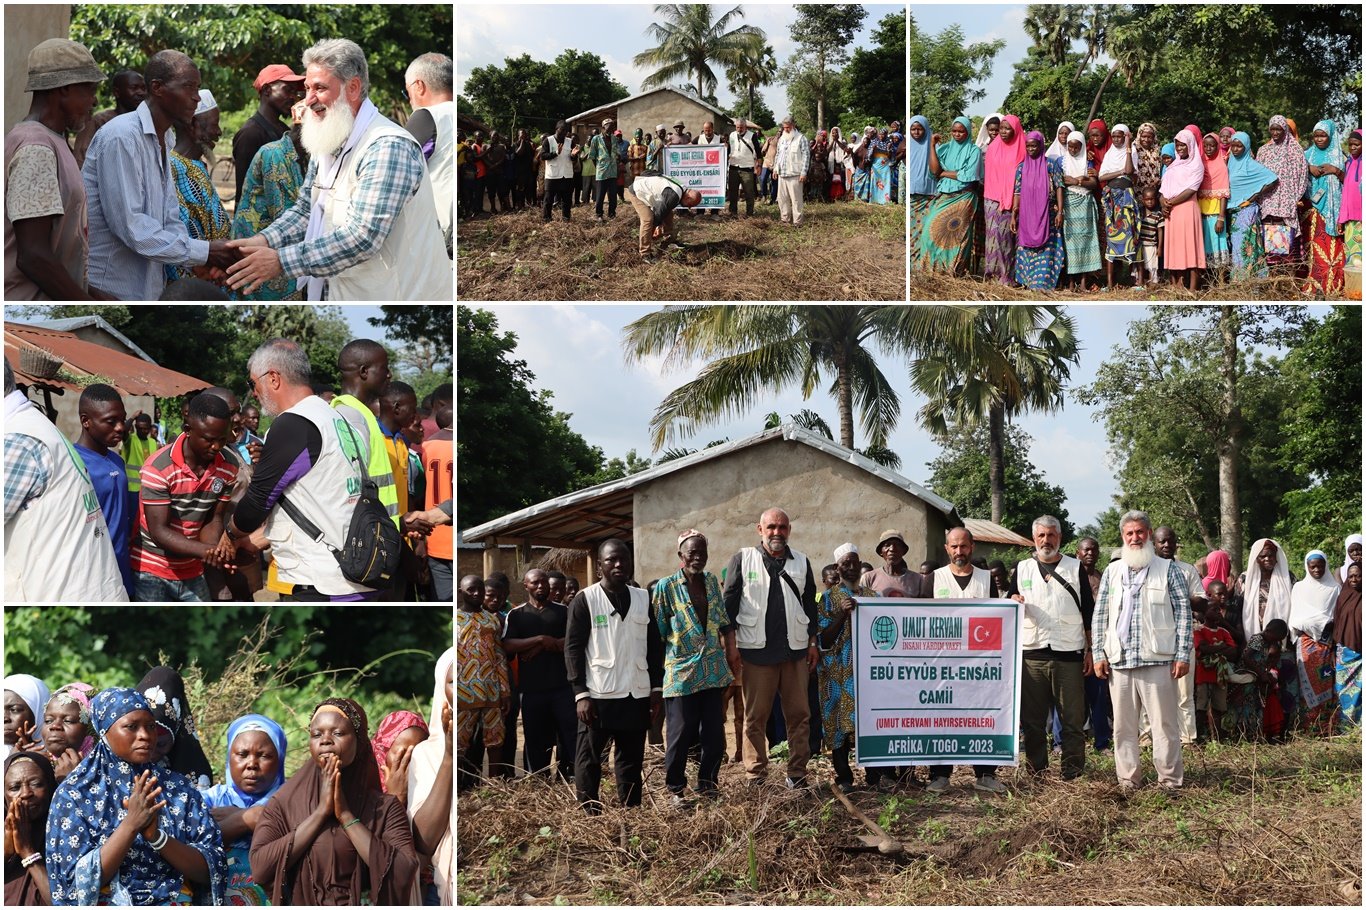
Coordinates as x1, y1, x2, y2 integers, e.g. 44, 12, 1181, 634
1090, 510, 1194, 794
226, 38, 450, 301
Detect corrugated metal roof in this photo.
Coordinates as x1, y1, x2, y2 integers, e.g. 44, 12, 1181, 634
962, 517, 1032, 547
567, 86, 731, 126
4, 322, 210, 397
32, 315, 155, 362
461, 424, 960, 546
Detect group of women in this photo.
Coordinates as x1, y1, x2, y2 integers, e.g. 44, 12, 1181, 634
809, 123, 907, 206
2, 648, 454, 906
907, 112, 1361, 296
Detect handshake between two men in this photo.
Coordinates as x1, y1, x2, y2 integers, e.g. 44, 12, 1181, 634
194, 236, 289, 295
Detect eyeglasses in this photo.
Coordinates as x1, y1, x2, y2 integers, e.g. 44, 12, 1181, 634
248, 369, 278, 396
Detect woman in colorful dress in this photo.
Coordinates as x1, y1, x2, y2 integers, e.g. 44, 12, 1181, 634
905, 116, 937, 267
1134, 122, 1163, 191
818, 545, 881, 790
1060, 130, 1101, 290
1098, 123, 1138, 288
231, 101, 307, 300
918, 117, 983, 274
1256, 114, 1309, 269
201, 714, 288, 905
44, 688, 227, 905
808, 131, 832, 203
868, 128, 894, 206
1333, 562, 1362, 728
828, 127, 850, 201
1010, 130, 1066, 290
1289, 552, 1341, 734
1159, 128, 1206, 291
1199, 132, 1232, 282
1340, 130, 1362, 286
1302, 119, 1346, 296
1226, 131, 1280, 282
981, 114, 1026, 285
852, 126, 875, 202
166, 91, 231, 288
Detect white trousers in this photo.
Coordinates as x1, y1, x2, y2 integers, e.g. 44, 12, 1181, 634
1111, 663, 1184, 787
1141, 641, 1197, 744
777, 176, 804, 225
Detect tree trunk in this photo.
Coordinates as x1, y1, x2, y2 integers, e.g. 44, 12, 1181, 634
1182, 483, 1215, 552
988, 404, 1006, 525
1218, 306, 1244, 574
836, 357, 855, 451
748, 84, 755, 120
1084, 62, 1119, 127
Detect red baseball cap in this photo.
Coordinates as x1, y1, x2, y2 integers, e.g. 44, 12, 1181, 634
254, 64, 305, 92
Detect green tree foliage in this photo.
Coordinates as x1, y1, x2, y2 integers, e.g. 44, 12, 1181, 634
724, 93, 777, 132
908, 14, 1005, 130
840, 11, 907, 125
70, 4, 452, 118
458, 49, 627, 139
926, 424, 1074, 542
1275, 306, 1363, 559
782, 4, 866, 133
457, 307, 605, 529
634, 4, 766, 99
725, 42, 779, 125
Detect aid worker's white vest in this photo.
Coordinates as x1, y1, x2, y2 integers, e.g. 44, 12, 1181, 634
543, 134, 575, 180
932, 565, 992, 599
582, 583, 652, 699
735, 546, 810, 651
320, 115, 450, 301
264, 395, 374, 597
425, 100, 454, 245
4, 400, 126, 601
1015, 555, 1087, 651
1100, 557, 1177, 662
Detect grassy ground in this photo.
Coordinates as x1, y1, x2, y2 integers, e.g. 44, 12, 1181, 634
455, 729, 1361, 905
909, 271, 1354, 302
455, 201, 906, 301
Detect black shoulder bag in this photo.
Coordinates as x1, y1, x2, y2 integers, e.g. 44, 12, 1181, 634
278, 418, 401, 588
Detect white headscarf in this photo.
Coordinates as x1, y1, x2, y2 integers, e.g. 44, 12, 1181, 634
975, 112, 1003, 150
1062, 130, 1091, 195
1289, 550, 1340, 640
1100, 124, 1134, 178
1340, 533, 1363, 582
1242, 538, 1294, 644
407, 646, 454, 904
1046, 121, 1075, 163
2, 673, 50, 761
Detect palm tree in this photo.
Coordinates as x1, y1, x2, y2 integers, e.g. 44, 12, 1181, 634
764, 408, 833, 439
907, 306, 1080, 525
1022, 4, 1083, 68
634, 5, 767, 99
1083, 18, 1158, 124
622, 305, 926, 453
725, 41, 778, 122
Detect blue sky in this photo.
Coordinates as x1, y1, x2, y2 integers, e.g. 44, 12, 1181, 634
457, 3, 904, 120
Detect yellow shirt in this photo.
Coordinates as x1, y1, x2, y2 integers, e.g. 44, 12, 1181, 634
382, 432, 410, 516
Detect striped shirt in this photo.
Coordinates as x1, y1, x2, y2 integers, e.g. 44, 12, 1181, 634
131, 434, 238, 580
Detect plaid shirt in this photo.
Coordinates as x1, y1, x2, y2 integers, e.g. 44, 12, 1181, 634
262, 134, 426, 280
1093, 559, 1193, 669
653, 569, 733, 697
3, 433, 51, 524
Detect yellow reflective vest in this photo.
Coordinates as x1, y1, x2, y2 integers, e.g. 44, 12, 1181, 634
329, 394, 400, 526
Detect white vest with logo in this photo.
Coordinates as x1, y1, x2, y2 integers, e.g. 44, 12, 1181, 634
4, 401, 126, 601
727, 131, 757, 168
264, 395, 374, 596
424, 100, 453, 245
582, 583, 652, 699
319, 114, 451, 300
736, 547, 810, 651
1015, 555, 1087, 651
543, 134, 575, 180
1100, 557, 1177, 662
932, 565, 992, 599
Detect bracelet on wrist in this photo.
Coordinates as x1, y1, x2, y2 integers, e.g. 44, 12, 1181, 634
148, 829, 169, 851
342, 818, 362, 830
20, 851, 42, 868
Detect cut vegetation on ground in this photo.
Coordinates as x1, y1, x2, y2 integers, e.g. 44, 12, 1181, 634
457, 729, 1362, 905
455, 203, 906, 301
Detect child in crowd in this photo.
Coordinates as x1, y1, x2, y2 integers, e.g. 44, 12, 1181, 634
1137, 186, 1165, 288
1194, 600, 1238, 741
821, 563, 840, 595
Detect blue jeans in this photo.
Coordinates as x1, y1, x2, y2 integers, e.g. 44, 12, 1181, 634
760, 166, 779, 202
429, 557, 453, 600
134, 572, 209, 602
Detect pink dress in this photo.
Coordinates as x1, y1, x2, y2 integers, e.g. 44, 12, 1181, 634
1163, 195, 1206, 269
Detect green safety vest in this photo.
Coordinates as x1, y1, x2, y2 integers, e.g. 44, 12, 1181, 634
330, 394, 400, 526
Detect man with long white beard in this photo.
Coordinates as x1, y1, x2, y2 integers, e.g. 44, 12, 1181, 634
225, 38, 449, 300
1092, 510, 1193, 793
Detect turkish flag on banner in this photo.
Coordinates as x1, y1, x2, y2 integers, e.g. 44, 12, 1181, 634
967, 616, 1003, 650
705, 149, 720, 165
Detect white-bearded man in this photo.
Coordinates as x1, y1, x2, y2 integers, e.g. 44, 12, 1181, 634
225, 39, 449, 300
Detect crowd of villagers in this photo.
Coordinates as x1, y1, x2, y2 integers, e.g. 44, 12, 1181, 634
906, 112, 1360, 296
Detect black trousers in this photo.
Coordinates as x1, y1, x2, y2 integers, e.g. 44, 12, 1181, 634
543, 177, 573, 221
575, 704, 647, 812
595, 178, 618, 217
521, 687, 576, 779
664, 687, 725, 794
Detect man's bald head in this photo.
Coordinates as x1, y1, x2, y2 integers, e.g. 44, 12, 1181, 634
756, 508, 791, 556
144, 50, 195, 86
337, 339, 390, 399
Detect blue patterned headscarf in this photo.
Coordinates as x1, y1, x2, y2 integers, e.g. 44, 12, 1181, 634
1304, 119, 1344, 234
44, 688, 227, 906
1228, 132, 1280, 209
201, 714, 288, 811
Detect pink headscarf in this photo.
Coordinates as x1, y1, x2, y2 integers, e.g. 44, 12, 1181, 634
1160, 129, 1205, 198
371, 709, 430, 792
984, 114, 1027, 208
49, 682, 97, 757
1203, 549, 1232, 589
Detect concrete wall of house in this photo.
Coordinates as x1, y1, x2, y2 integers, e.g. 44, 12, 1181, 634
23, 386, 152, 450
632, 439, 952, 587
6, 6, 73, 134
572, 96, 731, 146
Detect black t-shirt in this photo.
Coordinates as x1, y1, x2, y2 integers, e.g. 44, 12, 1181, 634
951, 572, 1000, 597
503, 600, 570, 693
233, 110, 289, 201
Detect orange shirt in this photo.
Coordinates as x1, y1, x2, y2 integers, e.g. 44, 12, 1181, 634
425, 433, 452, 559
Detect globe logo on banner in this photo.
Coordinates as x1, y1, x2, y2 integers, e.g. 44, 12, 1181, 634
871, 614, 899, 650
968, 616, 1003, 650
